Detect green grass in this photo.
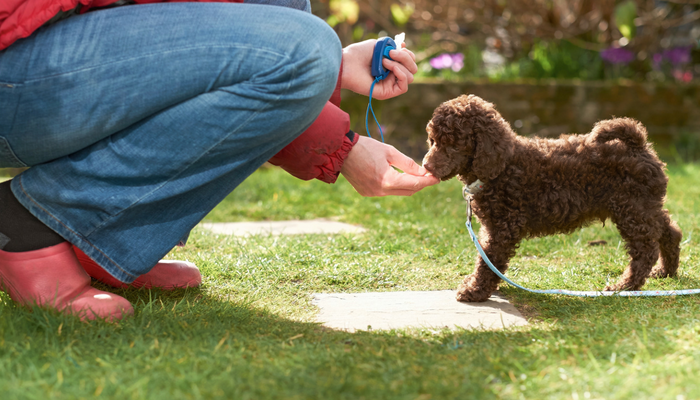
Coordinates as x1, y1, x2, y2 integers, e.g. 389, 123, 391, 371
2, 164, 700, 399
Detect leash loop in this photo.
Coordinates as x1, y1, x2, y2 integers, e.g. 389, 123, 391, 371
365, 77, 385, 142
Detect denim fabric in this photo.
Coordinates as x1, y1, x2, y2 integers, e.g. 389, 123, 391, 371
245, 0, 311, 12
0, 2, 341, 282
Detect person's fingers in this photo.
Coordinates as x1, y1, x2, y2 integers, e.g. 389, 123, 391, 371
404, 48, 417, 63
385, 146, 428, 176
381, 152, 440, 194
397, 42, 417, 63
381, 189, 419, 196
367, 62, 411, 100
394, 63, 415, 85
388, 49, 417, 73
341, 136, 439, 197
382, 173, 440, 196
376, 62, 411, 99
389, 64, 410, 93
384, 57, 415, 86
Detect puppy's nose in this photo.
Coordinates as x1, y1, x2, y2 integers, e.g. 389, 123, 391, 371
423, 162, 433, 173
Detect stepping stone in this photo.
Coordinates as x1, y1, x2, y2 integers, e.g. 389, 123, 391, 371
200, 219, 366, 236
312, 290, 527, 332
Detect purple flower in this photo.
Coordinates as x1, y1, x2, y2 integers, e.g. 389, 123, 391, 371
430, 53, 464, 72
450, 53, 464, 72
654, 46, 692, 67
430, 54, 452, 69
600, 47, 635, 65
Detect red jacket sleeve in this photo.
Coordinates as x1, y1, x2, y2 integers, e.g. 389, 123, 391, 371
268, 61, 358, 184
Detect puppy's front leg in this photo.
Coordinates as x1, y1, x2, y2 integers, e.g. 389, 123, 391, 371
457, 226, 520, 302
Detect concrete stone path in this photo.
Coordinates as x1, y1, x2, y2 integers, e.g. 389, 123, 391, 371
199, 219, 366, 236
313, 290, 527, 332
200, 219, 527, 332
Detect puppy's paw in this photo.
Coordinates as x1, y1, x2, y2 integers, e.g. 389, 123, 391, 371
456, 279, 492, 302
603, 284, 622, 292
603, 281, 637, 292
649, 264, 675, 279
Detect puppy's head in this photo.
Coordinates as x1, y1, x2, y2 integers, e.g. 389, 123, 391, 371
422, 95, 515, 184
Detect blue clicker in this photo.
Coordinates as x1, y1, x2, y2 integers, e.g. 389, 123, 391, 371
370, 37, 396, 81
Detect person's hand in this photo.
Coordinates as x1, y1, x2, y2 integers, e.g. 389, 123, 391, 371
340, 136, 439, 196
341, 39, 417, 100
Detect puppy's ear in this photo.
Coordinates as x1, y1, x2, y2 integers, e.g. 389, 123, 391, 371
469, 100, 515, 181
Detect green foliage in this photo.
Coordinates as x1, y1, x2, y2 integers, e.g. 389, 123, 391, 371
418, 41, 609, 81
317, 0, 698, 83
668, 131, 700, 164
507, 41, 607, 80
326, 0, 359, 28
351, 25, 364, 42
390, 3, 414, 27
614, 1, 638, 40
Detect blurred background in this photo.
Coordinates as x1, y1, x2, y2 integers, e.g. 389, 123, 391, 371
2, 0, 699, 178
312, 0, 700, 162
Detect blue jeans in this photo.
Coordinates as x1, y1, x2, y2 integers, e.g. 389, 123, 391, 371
0, 2, 341, 282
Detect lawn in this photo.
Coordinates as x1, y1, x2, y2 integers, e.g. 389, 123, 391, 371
1, 163, 700, 399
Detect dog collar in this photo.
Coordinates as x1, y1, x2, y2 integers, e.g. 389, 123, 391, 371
463, 179, 484, 195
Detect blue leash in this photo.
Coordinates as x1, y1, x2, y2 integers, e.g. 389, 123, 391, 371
462, 188, 700, 297
366, 77, 385, 142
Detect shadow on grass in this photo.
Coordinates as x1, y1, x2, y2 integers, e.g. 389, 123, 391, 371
0, 281, 697, 399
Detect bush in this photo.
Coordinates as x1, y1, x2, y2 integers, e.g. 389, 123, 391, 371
315, 0, 700, 83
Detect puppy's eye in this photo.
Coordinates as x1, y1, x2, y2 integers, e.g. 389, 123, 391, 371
429, 138, 435, 146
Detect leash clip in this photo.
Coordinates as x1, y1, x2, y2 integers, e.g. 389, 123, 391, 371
462, 186, 473, 221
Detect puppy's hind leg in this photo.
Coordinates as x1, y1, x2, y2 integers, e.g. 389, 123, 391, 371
649, 210, 682, 279
457, 227, 520, 302
605, 206, 661, 291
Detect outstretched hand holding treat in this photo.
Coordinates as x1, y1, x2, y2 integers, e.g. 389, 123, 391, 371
341, 136, 438, 197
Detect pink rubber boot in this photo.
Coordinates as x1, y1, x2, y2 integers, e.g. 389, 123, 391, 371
73, 246, 201, 290
0, 242, 133, 321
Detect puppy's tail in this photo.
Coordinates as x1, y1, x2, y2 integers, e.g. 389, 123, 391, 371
592, 118, 647, 150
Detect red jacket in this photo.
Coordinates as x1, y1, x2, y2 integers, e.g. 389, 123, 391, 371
0, 0, 355, 183
268, 67, 355, 183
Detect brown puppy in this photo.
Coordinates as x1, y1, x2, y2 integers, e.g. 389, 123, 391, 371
422, 95, 682, 302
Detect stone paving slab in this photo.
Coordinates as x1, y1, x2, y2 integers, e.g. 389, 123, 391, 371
200, 219, 366, 236
312, 290, 527, 332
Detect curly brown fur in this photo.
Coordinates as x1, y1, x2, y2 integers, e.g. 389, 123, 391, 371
423, 95, 682, 302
